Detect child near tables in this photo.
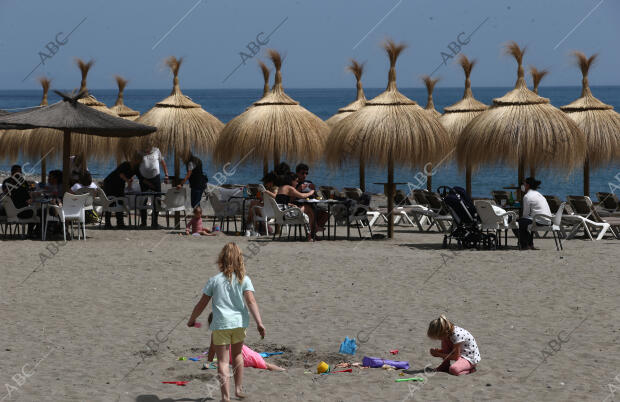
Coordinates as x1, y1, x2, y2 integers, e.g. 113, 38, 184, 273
186, 206, 216, 236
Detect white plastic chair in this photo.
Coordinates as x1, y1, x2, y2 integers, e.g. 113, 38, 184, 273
1, 196, 39, 238
157, 188, 188, 229
251, 185, 276, 235
208, 187, 241, 232
264, 195, 309, 240
97, 188, 131, 226
474, 200, 519, 247
530, 202, 566, 251
48, 193, 90, 241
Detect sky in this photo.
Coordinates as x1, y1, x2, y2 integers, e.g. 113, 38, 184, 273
0, 0, 618, 90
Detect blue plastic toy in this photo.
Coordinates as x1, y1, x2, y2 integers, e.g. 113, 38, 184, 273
259, 351, 284, 358
339, 337, 357, 355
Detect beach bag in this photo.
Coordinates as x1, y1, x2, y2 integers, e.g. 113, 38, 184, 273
362, 356, 409, 369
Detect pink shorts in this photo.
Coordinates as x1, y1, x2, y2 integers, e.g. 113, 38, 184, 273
229, 345, 267, 370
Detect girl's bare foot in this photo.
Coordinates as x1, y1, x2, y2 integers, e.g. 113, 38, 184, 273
235, 389, 247, 399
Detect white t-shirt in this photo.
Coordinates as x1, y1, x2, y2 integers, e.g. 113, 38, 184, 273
451, 325, 481, 364
522, 190, 552, 224
139, 147, 164, 179
70, 182, 97, 192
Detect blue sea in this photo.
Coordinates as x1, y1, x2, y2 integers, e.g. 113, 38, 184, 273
1, 86, 619, 199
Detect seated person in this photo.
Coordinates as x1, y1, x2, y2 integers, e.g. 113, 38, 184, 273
1, 165, 33, 218
276, 172, 319, 239
102, 153, 141, 228
295, 163, 315, 193
70, 171, 97, 193
247, 172, 278, 235
516, 177, 552, 250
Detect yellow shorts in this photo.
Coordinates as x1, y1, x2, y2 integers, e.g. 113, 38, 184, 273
212, 328, 246, 346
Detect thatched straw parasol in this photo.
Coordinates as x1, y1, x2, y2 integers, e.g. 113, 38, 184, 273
326, 40, 450, 238
110, 76, 141, 162
325, 60, 368, 189
110, 76, 140, 120
0, 78, 57, 182
258, 60, 271, 99
439, 55, 488, 195
560, 52, 620, 195
421, 75, 441, 119
132, 56, 223, 182
529, 66, 549, 95
214, 50, 329, 173
24, 60, 115, 169
0, 91, 156, 193
457, 42, 585, 198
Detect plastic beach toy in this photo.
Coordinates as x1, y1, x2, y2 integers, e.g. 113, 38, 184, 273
317, 361, 330, 374
339, 337, 357, 355
362, 356, 409, 370
259, 352, 284, 358
162, 381, 189, 386
189, 357, 200, 361
193, 322, 202, 328
178, 357, 187, 361
390, 349, 399, 355
395, 377, 424, 382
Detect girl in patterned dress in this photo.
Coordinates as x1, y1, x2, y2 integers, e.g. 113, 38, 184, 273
427, 315, 481, 375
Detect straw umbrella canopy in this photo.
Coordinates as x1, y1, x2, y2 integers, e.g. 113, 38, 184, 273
23, 60, 115, 171
110, 76, 141, 162
111, 76, 140, 120
0, 91, 156, 193
325, 60, 368, 190
132, 56, 223, 182
439, 55, 488, 195
214, 50, 329, 172
421, 75, 441, 119
457, 42, 585, 198
526, 66, 550, 178
560, 52, 620, 196
326, 40, 450, 238
0, 78, 58, 183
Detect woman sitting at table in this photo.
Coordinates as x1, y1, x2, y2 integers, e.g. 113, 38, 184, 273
102, 153, 141, 229
517, 177, 552, 250
276, 172, 325, 239
246, 172, 278, 235
70, 171, 97, 193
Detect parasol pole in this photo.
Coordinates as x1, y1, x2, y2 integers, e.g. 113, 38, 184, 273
465, 166, 472, 196
62, 129, 71, 194
360, 161, 365, 192
517, 159, 525, 201
41, 155, 46, 185
263, 157, 269, 176
583, 159, 590, 196
174, 149, 181, 229
387, 156, 395, 239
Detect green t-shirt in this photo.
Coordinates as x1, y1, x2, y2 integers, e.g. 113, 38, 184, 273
203, 272, 254, 330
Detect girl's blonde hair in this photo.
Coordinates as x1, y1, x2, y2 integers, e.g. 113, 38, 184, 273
193, 206, 202, 215
217, 242, 245, 284
427, 315, 454, 339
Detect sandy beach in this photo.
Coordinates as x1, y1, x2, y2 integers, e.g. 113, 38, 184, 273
1, 223, 619, 402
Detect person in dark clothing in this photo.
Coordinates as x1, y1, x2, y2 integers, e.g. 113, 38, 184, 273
1, 165, 33, 218
177, 153, 208, 208
103, 154, 141, 228
295, 163, 315, 193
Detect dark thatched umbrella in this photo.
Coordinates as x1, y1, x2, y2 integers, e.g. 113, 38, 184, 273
0, 91, 156, 193
560, 52, 620, 196
325, 60, 368, 190
457, 42, 585, 199
326, 40, 450, 238
439, 55, 488, 195
214, 50, 328, 170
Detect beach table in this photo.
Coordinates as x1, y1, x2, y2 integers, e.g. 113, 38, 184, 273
125, 191, 166, 228
229, 195, 256, 234
32, 196, 52, 241
297, 199, 349, 240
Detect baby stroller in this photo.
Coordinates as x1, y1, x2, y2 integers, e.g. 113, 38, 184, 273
438, 186, 497, 249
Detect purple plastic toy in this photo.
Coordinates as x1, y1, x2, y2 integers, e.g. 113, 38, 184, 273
362, 356, 409, 370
